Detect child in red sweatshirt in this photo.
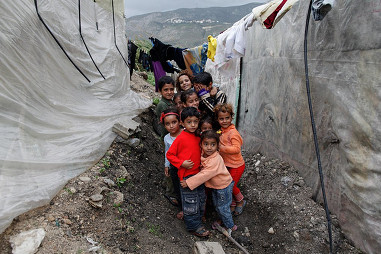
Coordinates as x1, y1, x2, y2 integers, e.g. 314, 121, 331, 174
166, 107, 209, 237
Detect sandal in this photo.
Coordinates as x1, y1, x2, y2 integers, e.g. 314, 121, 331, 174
192, 226, 210, 237
164, 194, 179, 207
176, 211, 184, 220
234, 200, 247, 216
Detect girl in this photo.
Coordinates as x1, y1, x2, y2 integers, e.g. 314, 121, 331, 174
181, 89, 200, 110
176, 70, 194, 92
181, 130, 237, 235
161, 108, 183, 217
214, 103, 246, 216
199, 115, 214, 133
173, 92, 184, 112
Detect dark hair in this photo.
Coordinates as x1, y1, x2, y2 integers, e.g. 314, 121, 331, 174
176, 70, 194, 92
161, 107, 180, 123
193, 72, 213, 87
181, 89, 197, 104
181, 107, 200, 122
173, 92, 182, 101
200, 130, 220, 146
199, 115, 214, 129
158, 76, 175, 91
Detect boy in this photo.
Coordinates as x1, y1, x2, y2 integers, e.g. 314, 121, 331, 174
166, 107, 210, 237
155, 76, 175, 139
193, 72, 226, 116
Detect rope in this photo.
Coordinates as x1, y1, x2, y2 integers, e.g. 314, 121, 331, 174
304, 1, 333, 253
34, 0, 90, 83
111, 0, 129, 68
78, 0, 106, 79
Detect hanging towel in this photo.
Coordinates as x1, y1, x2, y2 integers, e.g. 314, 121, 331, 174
207, 35, 217, 62
182, 43, 208, 75
312, 0, 334, 21
252, 0, 300, 29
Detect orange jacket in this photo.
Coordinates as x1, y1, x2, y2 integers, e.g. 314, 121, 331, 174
219, 124, 244, 168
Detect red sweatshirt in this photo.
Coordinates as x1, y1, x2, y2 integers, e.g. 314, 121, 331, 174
166, 131, 201, 180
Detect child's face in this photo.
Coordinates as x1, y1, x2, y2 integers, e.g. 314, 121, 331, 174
194, 82, 212, 92
200, 122, 213, 133
217, 111, 232, 129
174, 96, 184, 111
160, 83, 175, 100
163, 115, 180, 135
179, 75, 192, 91
184, 93, 200, 109
181, 116, 199, 133
201, 137, 218, 157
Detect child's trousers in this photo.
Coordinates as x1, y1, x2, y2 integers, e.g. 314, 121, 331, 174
180, 176, 206, 231
212, 181, 234, 229
227, 163, 245, 206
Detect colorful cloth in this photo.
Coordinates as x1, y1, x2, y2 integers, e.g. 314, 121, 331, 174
151, 61, 166, 92
207, 35, 217, 62
182, 43, 208, 75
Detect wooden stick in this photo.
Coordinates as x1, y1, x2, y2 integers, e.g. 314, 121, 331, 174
214, 223, 250, 254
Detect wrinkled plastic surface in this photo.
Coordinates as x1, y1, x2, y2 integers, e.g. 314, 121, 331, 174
238, 0, 381, 252
0, 0, 150, 233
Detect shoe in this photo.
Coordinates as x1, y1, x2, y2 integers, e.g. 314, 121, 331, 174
164, 194, 179, 207
227, 225, 238, 236
234, 200, 247, 216
192, 226, 210, 238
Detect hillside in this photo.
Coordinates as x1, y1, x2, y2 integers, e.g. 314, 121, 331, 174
125, 3, 262, 48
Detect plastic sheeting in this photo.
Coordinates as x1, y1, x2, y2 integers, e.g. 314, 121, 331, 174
237, 0, 381, 252
0, 0, 150, 233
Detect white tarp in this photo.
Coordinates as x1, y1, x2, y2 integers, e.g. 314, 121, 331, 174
0, 0, 150, 233
237, 0, 381, 253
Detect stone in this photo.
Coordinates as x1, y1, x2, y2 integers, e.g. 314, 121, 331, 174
127, 138, 141, 148
63, 218, 72, 225
47, 215, 55, 222
69, 187, 76, 193
281, 176, 292, 186
104, 178, 116, 187
293, 231, 300, 241
193, 241, 225, 254
79, 176, 91, 183
90, 194, 103, 202
268, 227, 275, 234
10, 228, 45, 254
112, 119, 140, 140
255, 160, 261, 167
113, 191, 124, 205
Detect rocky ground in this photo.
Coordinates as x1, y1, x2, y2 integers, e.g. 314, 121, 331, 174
0, 73, 363, 254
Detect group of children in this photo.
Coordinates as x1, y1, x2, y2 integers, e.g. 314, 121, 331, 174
155, 70, 246, 237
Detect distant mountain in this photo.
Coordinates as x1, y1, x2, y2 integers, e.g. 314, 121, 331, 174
125, 3, 261, 48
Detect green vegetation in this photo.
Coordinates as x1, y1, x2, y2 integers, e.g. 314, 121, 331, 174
116, 177, 126, 187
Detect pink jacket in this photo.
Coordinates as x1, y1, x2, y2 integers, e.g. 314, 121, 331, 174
186, 151, 232, 190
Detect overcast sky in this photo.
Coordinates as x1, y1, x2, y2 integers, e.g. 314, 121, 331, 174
124, 0, 268, 18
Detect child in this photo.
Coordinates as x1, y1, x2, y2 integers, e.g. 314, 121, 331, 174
181, 130, 237, 235
214, 103, 246, 216
181, 89, 200, 110
199, 115, 214, 134
173, 92, 184, 112
176, 69, 194, 92
155, 76, 175, 138
193, 72, 226, 116
162, 108, 184, 218
166, 107, 209, 237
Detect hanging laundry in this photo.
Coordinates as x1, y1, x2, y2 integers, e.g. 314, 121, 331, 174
252, 0, 300, 29
149, 38, 186, 71
128, 40, 138, 79
138, 50, 152, 72
151, 61, 167, 92
207, 35, 217, 62
182, 43, 208, 75
312, 0, 334, 21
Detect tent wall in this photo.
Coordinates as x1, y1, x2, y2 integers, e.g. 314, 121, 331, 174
238, 0, 381, 253
0, 0, 149, 234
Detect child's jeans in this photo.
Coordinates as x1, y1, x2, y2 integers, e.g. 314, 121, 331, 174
212, 181, 235, 229
180, 176, 206, 231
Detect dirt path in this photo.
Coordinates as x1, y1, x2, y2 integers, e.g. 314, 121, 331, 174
0, 74, 362, 254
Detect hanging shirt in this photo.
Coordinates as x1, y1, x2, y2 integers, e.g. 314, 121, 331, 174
182, 43, 208, 75
312, 0, 334, 21
151, 61, 166, 92
207, 35, 217, 62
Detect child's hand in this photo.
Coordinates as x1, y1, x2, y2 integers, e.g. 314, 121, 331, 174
210, 86, 217, 96
180, 180, 188, 188
194, 83, 202, 93
181, 160, 194, 169
164, 167, 169, 177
